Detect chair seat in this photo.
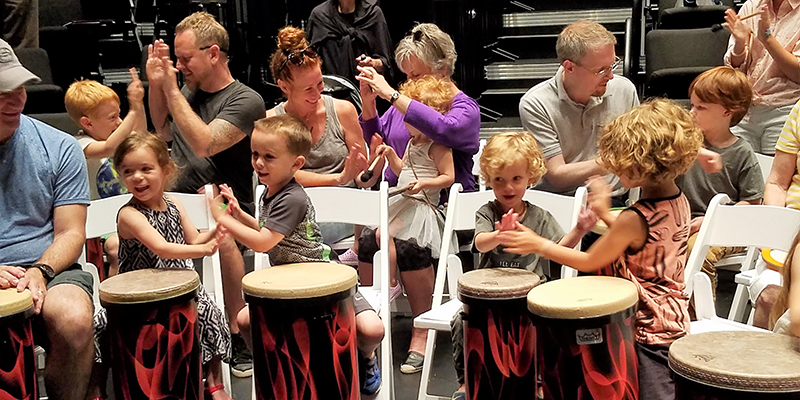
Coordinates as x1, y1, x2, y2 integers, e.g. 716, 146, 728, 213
359, 287, 382, 313
690, 317, 769, 335
734, 269, 757, 285
413, 299, 462, 331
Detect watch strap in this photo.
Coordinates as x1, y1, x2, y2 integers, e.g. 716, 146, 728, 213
389, 91, 400, 104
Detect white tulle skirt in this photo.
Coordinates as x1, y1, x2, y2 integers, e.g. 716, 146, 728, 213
387, 194, 455, 259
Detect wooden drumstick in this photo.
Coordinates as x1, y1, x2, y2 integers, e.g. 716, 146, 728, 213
360, 155, 383, 183
388, 184, 414, 198
711, 11, 762, 32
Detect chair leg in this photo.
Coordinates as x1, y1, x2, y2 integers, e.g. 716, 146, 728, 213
728, 283, 751, 323
415, 330, 449, 400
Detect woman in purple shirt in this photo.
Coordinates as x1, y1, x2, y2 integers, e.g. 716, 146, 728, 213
355, 22, 480, 375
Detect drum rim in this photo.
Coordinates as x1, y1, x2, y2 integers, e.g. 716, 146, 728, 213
527, 276, 639, 319
669, 331, 800, 392
242, 262, 359, 299
99, 268, 200, 304
457, 268, 541, 300
0, 287, 34, 318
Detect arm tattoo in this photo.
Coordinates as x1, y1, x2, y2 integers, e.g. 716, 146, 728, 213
206, 119, 246, 156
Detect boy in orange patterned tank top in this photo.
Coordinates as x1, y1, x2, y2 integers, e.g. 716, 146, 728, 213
499, 98, 704, 400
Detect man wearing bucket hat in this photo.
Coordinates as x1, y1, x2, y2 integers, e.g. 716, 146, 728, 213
0, 38, 95, 400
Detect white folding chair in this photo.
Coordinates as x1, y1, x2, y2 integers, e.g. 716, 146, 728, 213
756, 153, 774, 183
686, 193, 800, 333
472, 139, 487, 191
414, 184, 587, 400
164, 184, 232, 391
305, 182, 394, 400
80, 193, 133, 308
252, 184, 270, 271
709, 153, 775, 273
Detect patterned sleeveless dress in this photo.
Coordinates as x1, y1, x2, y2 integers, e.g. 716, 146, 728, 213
92, 197, 231, 364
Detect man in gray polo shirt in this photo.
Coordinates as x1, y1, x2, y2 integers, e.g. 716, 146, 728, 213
519, 20, 639, 198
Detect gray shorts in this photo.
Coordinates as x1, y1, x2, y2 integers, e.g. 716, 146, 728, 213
353, 290, 373, 315
32, 263, 94, 349
47, 263, 93, 296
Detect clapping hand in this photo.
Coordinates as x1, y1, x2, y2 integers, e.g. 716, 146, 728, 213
495, 209, 519, 232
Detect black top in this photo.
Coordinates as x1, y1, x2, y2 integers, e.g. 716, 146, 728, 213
307, 0, 395, 86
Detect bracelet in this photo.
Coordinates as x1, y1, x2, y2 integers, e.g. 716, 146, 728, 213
730, 45, 747, 58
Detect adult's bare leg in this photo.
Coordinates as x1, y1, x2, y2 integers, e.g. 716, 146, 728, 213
43, 284, 94, 400
218, 235, 245, 333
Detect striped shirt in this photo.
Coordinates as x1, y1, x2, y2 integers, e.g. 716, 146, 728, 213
608, 193, 692, 345
775, 100, 800, 210
724, 0, 800, 108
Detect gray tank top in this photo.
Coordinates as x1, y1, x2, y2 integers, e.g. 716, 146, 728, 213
274, 95, 349, 178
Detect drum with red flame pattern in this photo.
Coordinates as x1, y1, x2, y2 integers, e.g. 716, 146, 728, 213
528, 276, 639, 400
100, 269, 202, 400
458, 268, 541, 400
0, 288, 36, 400
669, 331, 800, 399
242, 263, 360, 400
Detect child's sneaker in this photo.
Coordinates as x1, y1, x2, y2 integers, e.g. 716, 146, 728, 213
400, 351, 424, 374
360, 354, 381, 395
338, 248, 359, 266
389, 281, 403, 302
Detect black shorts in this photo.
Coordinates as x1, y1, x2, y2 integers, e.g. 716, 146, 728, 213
357, 227, 433, 271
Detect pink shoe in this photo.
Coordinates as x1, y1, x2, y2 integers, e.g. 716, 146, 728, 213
389, 282, 403, 302
339, 248, 359, 266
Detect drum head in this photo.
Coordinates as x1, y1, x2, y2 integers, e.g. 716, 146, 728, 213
242, 262, 358, 299
527, 276, 638, 319
669, 331, 800, 392
0, 288, 33, 318
457, 268, 541, 300
99, 269, 200, 305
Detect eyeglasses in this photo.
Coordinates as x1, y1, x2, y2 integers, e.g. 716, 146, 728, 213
199, 44, 228, 53
276, 48, 318, 76
573, 56, 621, 77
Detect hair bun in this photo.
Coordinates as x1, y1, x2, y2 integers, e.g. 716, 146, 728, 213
277, 26, 309, 52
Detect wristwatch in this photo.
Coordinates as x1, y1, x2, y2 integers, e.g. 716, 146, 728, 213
389, 90, 401, 104
22, 263, 56, 281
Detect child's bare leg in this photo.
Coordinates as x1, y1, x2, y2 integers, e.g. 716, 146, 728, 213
205, 356, 230, 400
356, 309, 385, 357
400, 265, 434, 354
104, 234, 119, 277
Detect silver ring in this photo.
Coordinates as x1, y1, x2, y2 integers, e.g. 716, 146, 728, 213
37, 290, 42, 295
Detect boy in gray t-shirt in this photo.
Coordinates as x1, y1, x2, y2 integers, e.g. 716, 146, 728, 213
210, 115, 385, 395
677, 67, 764, 295
449, 132, 596, 398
